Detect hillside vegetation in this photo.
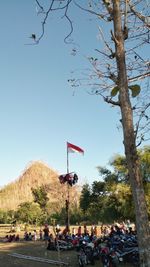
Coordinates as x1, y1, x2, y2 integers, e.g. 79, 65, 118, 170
0, 161, 80, 211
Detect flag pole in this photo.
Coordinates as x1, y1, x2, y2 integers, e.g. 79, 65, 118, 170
66, 143, 70, 233
67, 143, 69, 174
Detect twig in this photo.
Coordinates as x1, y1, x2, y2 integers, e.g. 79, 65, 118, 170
74, 1, 106, 21
128, 72, 150, 83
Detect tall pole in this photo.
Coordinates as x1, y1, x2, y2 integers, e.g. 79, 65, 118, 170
66, 145, 70, 233
67, 144, 69, 174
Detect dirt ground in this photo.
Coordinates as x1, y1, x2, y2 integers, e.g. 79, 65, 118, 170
0, 240, 105, 267
0, 240, 135, 267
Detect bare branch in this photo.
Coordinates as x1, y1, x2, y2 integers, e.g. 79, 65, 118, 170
35, 0, 44, 11
35, 0, 55, 44
110, 29, 119, 45
128, 71, 150, 83
102, 0, 113, 17
74, 1, 106, 21
135, 103, 150, 139
90, 90, 120, 106
33, 0, 74, 44
98, 26, 116, 57
129, 3, 150, 28
62, 1, 73, 43
95, 48, 111, 59
32, 0, 149, 149
104, 96, 120, 106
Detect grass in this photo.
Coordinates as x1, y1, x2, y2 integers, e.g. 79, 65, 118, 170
0, 226, 97, 267
0, 241, 78, 267
1, 240, 109, 267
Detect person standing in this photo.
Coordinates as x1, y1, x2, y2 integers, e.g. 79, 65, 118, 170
39, 228, 43, 240
33, 230, 37, 241
77, 226, 82, 237
43, 224, 49, 246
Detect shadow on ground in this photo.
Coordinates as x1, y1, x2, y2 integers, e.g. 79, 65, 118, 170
0, 241, 79, 267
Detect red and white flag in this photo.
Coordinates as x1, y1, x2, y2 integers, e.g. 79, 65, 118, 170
67, 142, 84, 155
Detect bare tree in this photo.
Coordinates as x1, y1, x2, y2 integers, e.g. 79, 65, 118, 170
31, 0, 150, 265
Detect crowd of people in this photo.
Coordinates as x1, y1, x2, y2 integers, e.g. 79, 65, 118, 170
2, 220, 135, 244
3, 234, 20, 242
44, 221, 135, 246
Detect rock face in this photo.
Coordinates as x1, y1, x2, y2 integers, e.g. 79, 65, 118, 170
0, 161, 80, 211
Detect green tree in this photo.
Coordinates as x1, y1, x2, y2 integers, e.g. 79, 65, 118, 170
109, 147, 150, 217
80, 184, 91, 217
0, 210, 8, 224
89, 181, 107, 222
110, 146, 150, 183
97, 167, 119, 184
97, 147, 150, 221
91, 181, 106, 198
114, 183, 135, 220
16, 202, 41, 224
32, 185, 49, 210
138, 146, 150, 183
6, 210, 16, 223
101, 193, 122, 223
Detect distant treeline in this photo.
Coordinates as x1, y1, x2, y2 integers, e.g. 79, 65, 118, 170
0, 147, 149, 225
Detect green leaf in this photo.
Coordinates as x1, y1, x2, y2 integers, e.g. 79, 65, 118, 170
111, 86, 119, 97
128, 84, 141, 97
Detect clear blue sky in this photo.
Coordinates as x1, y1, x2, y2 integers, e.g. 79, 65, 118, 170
0, 1, 126, 188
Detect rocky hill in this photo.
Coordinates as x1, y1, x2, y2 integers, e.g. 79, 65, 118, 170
0, 161, 80, 211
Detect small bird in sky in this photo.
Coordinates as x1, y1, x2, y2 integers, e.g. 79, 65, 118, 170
30, 34, 36, 40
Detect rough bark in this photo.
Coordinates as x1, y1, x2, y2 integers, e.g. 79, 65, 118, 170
112, 0, 150, 266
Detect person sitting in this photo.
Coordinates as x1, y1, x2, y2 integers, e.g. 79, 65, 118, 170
15, 234, 20, 241
24, 232, 29, 241
56, 224, 61, 235
8, 235, 13, 242
62, 227, 67, 236
28, 232, 32, 241
3, 235, 9, 242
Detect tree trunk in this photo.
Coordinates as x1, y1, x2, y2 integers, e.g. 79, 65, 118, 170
112, 0, 150, 266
